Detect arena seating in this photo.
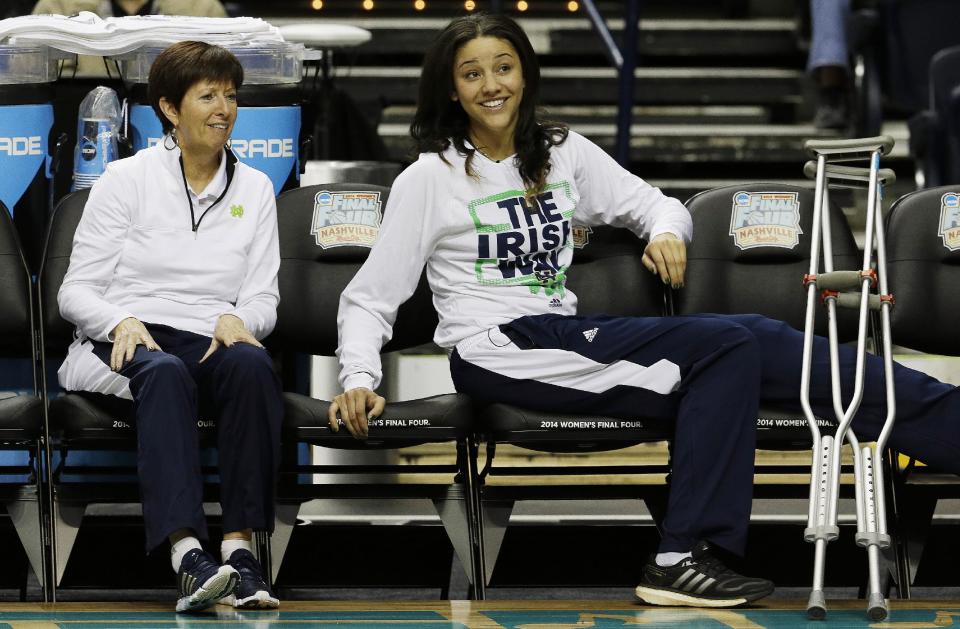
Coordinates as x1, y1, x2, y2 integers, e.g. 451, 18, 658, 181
886, 184, 960, 592
908, 46, 960, 188
678, 182, 913, 593
679, 183, 859, 447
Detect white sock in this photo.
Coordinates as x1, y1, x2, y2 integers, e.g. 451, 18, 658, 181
655, 551, 692, 567
221, 538, 253, 563
170, 536, 203, 574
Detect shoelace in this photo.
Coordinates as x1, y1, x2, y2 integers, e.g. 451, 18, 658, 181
684, 551, 735, 580
187, 551, 218, 574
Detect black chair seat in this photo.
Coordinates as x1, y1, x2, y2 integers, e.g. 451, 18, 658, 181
283, 392, 473, 448
480, 403, 834, 453
0, 392, 42, 441
478, 403, 674, 452
51, 392, 217, 445
755, 406, 835, 450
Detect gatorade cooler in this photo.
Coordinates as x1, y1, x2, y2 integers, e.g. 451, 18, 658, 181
0, 44, 56, 272
119, 43, 304, 195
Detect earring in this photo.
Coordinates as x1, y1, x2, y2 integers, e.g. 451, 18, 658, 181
163, 129, 178, 150
225, 137, 232, 149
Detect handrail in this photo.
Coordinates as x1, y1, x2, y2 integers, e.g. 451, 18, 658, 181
580, 0, 640, 166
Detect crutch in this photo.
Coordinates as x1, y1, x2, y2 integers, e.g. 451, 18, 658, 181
799, 136, 898, 622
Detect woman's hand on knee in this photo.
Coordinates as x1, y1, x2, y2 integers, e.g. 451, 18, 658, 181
642, 233, 687, 289
200, 314, 264, 363
329, 388, 386, 440
110, 317, 161, 371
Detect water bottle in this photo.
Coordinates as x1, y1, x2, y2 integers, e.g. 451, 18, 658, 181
72, 87, 120, 191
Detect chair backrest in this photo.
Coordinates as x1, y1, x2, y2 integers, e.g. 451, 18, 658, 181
38, 190, 90, 355
882, 0, 960, 113
566, 225, 663, 317
930, 46, 960, 185
887, 186, 960, 356
272, 183, 437, 356
0, 201, 33, 358
930, 45, 960, 119
678, 184, 860, 340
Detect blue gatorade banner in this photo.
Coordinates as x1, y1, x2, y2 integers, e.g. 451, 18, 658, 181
130, 104, 300, 195
0, 104, 53, 215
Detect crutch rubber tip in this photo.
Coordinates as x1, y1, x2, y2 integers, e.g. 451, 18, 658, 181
807, 605, 826, 620
867, 595, 887, 622
807, 591, 827, 620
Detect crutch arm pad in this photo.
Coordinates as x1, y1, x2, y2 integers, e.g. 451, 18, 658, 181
802, 161, 897, 186
803, 135, 895, 157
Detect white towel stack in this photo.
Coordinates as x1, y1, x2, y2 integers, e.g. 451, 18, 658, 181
0, 12, 286, 56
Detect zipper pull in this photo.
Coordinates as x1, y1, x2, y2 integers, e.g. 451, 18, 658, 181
193, 227, 198, 240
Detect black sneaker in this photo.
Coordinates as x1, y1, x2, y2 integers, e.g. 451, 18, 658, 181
635, 541, 774, 607
221, 549, 279, 609
175, 548, 239, 613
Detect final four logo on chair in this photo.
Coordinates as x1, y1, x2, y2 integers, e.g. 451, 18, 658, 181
729, 191, 803, 250
310, 190, 382, 249
939, 192, 960, 251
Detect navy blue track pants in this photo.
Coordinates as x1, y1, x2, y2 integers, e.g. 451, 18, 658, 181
90, 324, 283, 552
450, 313, 960, 556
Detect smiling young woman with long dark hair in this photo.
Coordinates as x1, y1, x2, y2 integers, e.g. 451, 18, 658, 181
331, 13, 960, 608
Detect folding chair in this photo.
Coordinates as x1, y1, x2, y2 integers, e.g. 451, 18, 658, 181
908, 45, 960, 188
269, 183, 484, 597
0, 201, 49, 599
885, 184, 960, 597
679, 182, 860, 447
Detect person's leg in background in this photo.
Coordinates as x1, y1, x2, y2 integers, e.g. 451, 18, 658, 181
809, 0, 853, 129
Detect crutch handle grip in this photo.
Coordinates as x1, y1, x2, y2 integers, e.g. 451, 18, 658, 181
816, 270, 876, 291
825, 292, 894, 310
803, 135, 895, 158
802, 161, 897, 187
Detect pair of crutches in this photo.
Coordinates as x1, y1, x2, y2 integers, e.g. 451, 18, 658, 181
799, 136, 898, 621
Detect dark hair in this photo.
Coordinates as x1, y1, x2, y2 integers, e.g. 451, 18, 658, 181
148, 41, 244, 135
410, 14, 567, 196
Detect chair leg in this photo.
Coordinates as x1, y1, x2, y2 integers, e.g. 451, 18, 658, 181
52, 498, 84, 589
884, 450, 911, 599
34, 440, 50, 602
7, 493, 45, 600
459, 437, 486, 599
253, 529, 272, 587
269, 502, 301, 586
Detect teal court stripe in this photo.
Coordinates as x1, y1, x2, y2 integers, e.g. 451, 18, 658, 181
0, 611, 448, 621
104, 618, 451, 629
483, 608, 960, 628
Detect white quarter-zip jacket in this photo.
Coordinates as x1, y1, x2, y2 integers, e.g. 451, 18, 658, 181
58, 140, 280, 396
337, 131, 692, 392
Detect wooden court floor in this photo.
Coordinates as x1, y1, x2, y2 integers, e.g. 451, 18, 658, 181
1, 600, 959, 628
